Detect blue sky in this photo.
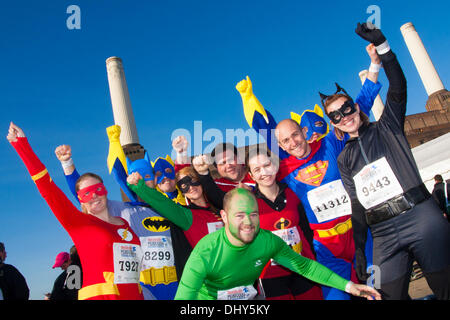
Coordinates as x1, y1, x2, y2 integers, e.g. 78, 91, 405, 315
1, 1, 448, 299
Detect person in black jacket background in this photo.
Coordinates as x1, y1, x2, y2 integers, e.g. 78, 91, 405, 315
0, 242, 29, 300
322, 23, 450, 300
432, 174, 448, 221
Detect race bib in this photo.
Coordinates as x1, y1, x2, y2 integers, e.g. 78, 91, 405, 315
140, 236, 175, 270
271, 227, 302, 266
113, 243, 142, 284
217, 285, 258, 300
353, 157, 404, 209
207, 221, 224, 234
272, 227, 301, 246
307, 180, 352, 223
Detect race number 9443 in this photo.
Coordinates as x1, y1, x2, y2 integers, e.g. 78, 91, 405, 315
361, 176, 391, 197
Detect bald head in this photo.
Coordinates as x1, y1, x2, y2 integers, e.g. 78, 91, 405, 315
221, 188, 260, 246
275, 118, 311, 159
223, 188, 258, 213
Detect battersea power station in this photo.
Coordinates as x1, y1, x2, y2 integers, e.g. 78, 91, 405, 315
400, 22, 449, 148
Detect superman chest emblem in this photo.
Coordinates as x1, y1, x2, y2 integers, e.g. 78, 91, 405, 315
295, 160, 329, 186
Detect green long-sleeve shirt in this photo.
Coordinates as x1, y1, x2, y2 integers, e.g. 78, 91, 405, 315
175, 228, 349, 300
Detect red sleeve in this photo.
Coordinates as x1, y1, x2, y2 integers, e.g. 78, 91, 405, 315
11, 137, 84, 230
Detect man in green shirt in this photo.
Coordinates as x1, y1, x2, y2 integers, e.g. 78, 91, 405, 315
175, 188, 381, 300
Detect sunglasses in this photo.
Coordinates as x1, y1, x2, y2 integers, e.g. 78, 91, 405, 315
176, 176, 201, 193
327, 99, 357, 124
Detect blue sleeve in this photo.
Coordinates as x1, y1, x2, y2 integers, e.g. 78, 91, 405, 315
65, 169, 80, 203
252, 110, 290, 160
110, 158, 139, 203
355, 78, 382, 118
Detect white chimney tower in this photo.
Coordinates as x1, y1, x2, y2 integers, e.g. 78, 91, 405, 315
106, 57, 139, 146
400, 22, 445, 97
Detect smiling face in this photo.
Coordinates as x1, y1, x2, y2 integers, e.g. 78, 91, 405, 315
276, 119, 311, 159
248, 154, 278, 188
325, 96, 362, 137
77, 176, 108, 215
221, 188, 260, 246
158, 177, 176, 193
215, 149, 243, 182
176, 173, 204, 202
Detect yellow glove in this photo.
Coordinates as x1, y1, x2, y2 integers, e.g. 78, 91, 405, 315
106, 124, 128, 174
235, 76, 269, 128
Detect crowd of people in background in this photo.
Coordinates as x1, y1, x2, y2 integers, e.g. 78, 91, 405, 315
3, 22, 450, 301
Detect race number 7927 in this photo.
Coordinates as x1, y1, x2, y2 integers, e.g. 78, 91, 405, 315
361, 176, 391, 197
118, 260, 139, 272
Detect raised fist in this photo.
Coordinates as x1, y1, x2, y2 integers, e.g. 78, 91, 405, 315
127, 171, 143, 186
355, 22, 386, 46
192, 155, 211, 175
366, 43, 380, 64
6, 122, 25, 143
55, 145, 72, 162
106, 125, 121, 142
236, 76, 253, 99
172, 136, 189, 154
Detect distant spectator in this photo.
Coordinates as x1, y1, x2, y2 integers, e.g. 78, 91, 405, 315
0, 242, 30, 300
50, 251, 78, 300
432, 175, 448, 221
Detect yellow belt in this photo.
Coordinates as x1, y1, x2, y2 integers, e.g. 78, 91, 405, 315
78, 272, 142, 300
316, 218, 352, 238
140, 266, 177, 286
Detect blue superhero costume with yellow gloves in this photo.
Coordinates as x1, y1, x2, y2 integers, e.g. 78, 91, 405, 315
152, 156, 186, 206
236, 76, 379, 299
63, 125, 191, 300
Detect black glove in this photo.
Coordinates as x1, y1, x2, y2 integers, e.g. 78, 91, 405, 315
354, 248, 369, 283
355, 22, 386, 46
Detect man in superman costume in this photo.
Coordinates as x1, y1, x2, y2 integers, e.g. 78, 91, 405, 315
55, 125, 191, 300
235, 72, 380, 299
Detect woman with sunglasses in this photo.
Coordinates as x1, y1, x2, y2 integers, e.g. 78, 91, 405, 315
323, 23, 450, 300
127, 166, 223, 247
7, 122, 144, 300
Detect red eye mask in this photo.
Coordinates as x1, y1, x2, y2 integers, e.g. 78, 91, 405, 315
77, 183, 108, 203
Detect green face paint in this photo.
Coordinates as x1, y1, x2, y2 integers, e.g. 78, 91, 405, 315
226, 190, 260, 246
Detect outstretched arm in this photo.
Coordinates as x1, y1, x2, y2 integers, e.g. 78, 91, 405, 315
236, 76, 289, 160
127, 172, 193, 230
8, 122, 83, 230
106, 125, 139, 202
272, 235, 380, 300
192, 154, 226, 209
355, 22, 407, 131
354, 43, 383, 119
172, 135, 190, 165
54, 144, 80, 202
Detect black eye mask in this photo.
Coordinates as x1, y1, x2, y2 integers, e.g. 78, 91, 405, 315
176, 176, 201, 193
327, 100, 357, 124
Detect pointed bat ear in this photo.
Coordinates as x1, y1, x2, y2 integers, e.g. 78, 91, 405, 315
126, 157, 132, 169
144, 152, 150, 162
314, 104, 324, 118
335, 82, 342, 91
290, 111, 301, 124
165, 155, 175, 167
319, 92, 328, 101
